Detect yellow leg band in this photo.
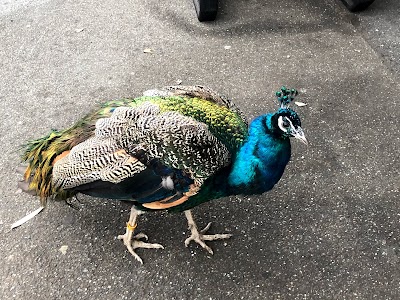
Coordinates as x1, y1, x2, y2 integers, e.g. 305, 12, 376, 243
126, 222, 137, 231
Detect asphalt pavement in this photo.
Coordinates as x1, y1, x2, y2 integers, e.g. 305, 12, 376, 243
1, 0, 399, 299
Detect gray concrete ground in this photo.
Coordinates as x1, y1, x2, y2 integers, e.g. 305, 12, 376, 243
1, 0, 399, 299
355, 0, 400, 78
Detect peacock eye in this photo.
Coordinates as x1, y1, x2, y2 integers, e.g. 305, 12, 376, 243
282, 118, 290, 127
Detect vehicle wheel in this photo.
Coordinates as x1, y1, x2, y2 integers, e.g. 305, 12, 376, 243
193, 0, 218, 22
340, 0, 376, 12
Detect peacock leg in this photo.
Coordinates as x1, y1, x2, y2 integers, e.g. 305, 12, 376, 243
184, 210, 232, 255
117, 206, 164, 264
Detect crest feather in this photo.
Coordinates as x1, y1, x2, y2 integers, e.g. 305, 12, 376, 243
275, 86, 299, 108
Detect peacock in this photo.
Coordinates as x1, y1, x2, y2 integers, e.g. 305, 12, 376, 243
18, 85, 307, 263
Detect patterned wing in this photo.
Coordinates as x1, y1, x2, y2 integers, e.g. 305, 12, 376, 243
52, 102, 231, 197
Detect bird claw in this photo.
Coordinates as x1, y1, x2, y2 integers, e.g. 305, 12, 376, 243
185, 222, 232, 255
134, 232, 149, 241
200, 222, 212, 234
117, 232, 163, 264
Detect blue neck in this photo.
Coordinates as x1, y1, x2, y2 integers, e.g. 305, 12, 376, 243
227, 114, 291, 194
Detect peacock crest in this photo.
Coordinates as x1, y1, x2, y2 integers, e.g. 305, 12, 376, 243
275, 86, 299, 108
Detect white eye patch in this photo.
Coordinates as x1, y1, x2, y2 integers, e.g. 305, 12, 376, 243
277, 116, 295, 133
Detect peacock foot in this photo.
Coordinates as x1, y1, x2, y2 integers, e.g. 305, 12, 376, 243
118, 206, 164, 264
184, 210, 232, 255
117, 224, 164, 264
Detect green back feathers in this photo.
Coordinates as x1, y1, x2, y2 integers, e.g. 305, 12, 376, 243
22, 95, 248, 203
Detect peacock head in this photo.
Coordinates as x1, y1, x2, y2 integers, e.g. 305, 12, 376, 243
270, 87, 308, 145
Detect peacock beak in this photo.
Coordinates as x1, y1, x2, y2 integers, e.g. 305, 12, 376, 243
292, 127, 308, 145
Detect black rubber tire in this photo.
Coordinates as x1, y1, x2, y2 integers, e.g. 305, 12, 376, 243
193, 0, 218, 22
340, 0, 376, 12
